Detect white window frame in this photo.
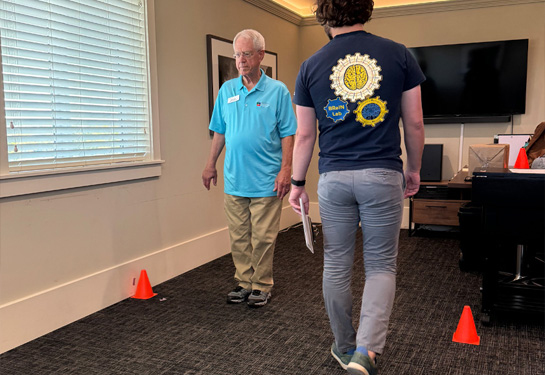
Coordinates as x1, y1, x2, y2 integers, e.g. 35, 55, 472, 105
0, 0, 163, 199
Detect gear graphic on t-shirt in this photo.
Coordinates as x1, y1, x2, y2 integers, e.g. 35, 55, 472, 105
330, 53, 382, 102
354, 96, 388, 127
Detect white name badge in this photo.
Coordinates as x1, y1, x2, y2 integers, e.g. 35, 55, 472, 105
228, 95, 239, 104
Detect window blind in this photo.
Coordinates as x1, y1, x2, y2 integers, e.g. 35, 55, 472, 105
0, 0, 151, 172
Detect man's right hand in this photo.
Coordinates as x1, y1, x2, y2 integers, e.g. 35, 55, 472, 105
289, 186, 308, 215
202, 167, 217, 190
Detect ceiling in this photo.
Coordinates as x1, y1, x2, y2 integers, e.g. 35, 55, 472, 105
270, 0, 452, 17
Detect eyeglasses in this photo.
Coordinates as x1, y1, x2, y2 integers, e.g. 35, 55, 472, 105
233, 51, 257, 59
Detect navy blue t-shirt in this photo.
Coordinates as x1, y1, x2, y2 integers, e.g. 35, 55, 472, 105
294, 30, 425, 174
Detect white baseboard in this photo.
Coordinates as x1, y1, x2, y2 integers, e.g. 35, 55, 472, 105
402, 205, 410, 229
0, 228, 231, 354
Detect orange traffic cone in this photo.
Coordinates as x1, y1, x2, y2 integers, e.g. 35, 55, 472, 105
452, 305, 480, 345
514, 147, 529, 169
131, 270, 157, 299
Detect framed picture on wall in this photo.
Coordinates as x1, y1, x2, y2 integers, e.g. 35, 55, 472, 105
206, 34, 278, 135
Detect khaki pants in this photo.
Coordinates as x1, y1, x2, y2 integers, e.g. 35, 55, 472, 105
224, 194, 282, 293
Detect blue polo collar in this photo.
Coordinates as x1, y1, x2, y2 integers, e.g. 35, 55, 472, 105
237, 69, 268, 92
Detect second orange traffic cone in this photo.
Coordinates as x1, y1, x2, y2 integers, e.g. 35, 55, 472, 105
132, 269, 157, 299
514, 147, 529, 169
452, 305, 480, 345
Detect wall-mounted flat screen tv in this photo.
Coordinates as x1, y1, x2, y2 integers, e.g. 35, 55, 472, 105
409, 39, 528, 124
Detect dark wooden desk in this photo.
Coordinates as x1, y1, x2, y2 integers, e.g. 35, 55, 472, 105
408, 169, 471, 235
448, 169, 472, 189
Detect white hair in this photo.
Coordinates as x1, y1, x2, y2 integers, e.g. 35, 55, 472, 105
233, 29, 265, 51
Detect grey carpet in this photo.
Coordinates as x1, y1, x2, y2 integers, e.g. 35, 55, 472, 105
1, 226, 543, 374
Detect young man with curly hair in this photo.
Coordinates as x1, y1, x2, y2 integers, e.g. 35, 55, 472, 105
289, 1, 425, 373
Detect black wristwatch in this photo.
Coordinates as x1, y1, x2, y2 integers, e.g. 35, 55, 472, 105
291, 176, 306, 186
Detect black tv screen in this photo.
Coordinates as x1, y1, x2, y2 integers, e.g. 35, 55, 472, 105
409, 39, 528, 124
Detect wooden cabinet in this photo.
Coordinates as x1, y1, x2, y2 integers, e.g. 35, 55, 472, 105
409, 174, 471, 235
411, 199, 467, 226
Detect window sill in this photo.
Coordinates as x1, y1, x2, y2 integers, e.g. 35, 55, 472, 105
0, 160, 164, 198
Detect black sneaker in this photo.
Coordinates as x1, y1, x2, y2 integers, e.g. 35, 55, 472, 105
331, 343, 353, 370
226, 286, 250, 303
347, 351, 378, 375
247, 290, 271, 307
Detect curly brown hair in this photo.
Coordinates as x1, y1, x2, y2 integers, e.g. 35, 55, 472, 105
314, 0, 374, 27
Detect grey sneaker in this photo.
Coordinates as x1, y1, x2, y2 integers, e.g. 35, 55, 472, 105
331, 343, 353, 370
347, 351, 378, 375
226, 286, 250, 303
247, 290, 271, 307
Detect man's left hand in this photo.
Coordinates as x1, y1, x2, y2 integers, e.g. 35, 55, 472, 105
404, 170, 421, 198
274, 169, 291, 199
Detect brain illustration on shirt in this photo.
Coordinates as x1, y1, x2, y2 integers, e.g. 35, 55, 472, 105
330, 53, 382, 102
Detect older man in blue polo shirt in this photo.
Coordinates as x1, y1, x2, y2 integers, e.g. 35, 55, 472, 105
202, 29, 296, 307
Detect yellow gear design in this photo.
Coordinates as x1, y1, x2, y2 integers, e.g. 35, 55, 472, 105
354, 97, 388, 127
330, 53, 382, 103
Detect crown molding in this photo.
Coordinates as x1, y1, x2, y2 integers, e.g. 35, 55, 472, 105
243, 0, 302, 25
244, 0, 545, 26
370, 0, 545, 20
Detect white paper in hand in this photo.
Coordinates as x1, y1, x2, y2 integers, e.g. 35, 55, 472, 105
300, 198, 314, 253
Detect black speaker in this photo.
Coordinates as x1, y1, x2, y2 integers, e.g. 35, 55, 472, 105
420, 144, 443, 182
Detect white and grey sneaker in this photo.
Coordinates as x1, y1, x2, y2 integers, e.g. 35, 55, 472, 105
226, 286, 250, 304
247, 290, 271, 307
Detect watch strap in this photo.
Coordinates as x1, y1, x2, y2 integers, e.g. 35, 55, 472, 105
291, 177, 306, 186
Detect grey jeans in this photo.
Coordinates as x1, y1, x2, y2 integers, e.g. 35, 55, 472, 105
318, 168, 404, 355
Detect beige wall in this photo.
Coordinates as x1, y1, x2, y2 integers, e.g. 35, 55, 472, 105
1, 0, 543, 353
366, 2, 545, 178
152, 0, 301, 231
0, 0, 302, 353
300, 2, 545, 182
